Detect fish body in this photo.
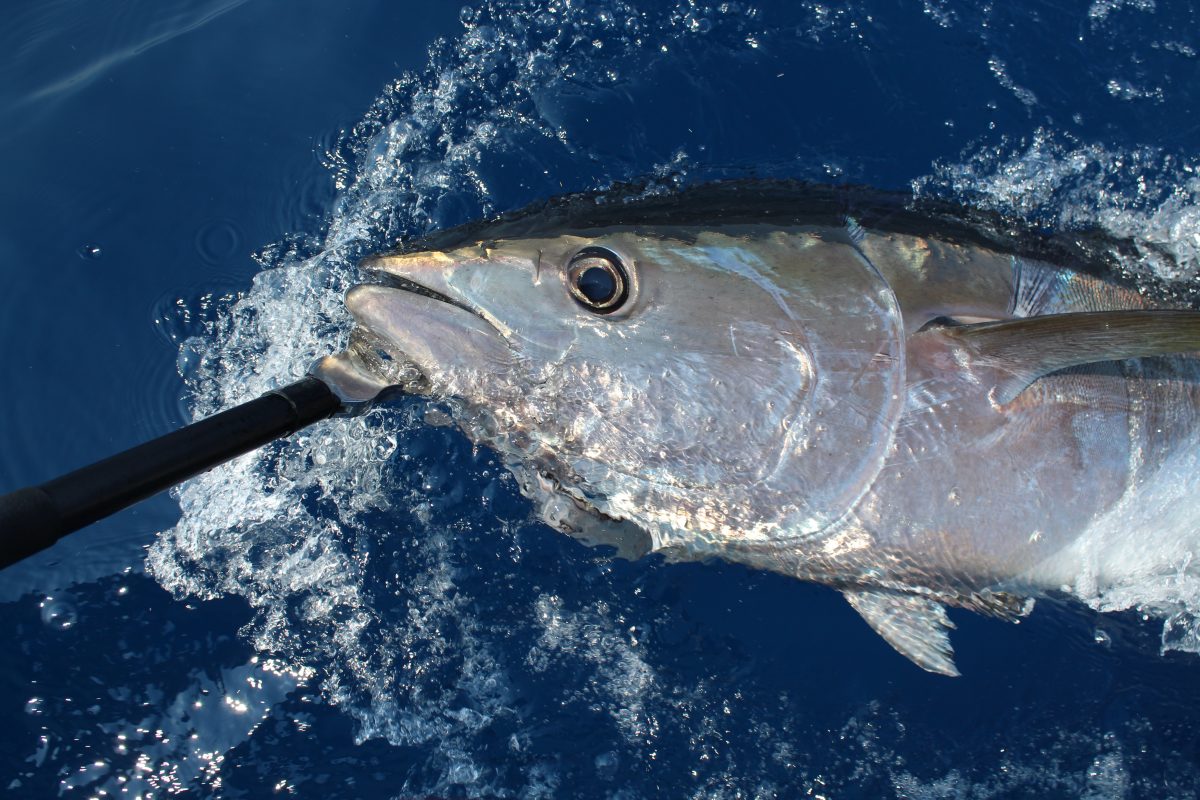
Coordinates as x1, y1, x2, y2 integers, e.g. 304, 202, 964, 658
314, 181, 1200, 675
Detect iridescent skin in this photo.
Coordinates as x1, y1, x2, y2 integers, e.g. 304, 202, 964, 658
314, 224, 1200, 670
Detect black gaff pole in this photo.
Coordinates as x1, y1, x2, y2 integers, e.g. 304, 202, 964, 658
0, 377, 342, 570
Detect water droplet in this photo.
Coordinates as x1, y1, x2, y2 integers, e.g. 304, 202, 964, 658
40, 595, 77, 630
76, 244, 102, 260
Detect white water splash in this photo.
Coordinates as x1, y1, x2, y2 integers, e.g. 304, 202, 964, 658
917, 129, 1200, 285
527, 595, 656, 742
1088, 0, 1156, 25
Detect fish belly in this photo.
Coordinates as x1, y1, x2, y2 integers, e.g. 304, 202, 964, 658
1020, 361, 1200, 597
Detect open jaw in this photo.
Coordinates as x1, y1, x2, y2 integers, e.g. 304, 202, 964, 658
312, 260, 513, 405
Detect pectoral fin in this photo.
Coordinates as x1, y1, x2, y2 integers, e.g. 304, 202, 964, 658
944, 310, 1200, 404
844, 589, 959, 676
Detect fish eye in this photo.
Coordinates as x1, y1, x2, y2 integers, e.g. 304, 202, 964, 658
566, 247, 628, 313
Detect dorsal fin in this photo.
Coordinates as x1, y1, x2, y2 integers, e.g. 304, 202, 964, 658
941, 310, 1200, 404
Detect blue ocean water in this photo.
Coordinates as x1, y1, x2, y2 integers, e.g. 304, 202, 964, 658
2, 0, 1200, 797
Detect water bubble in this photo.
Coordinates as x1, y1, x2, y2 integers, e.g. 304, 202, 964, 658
1093, 628, 1112, 647
1161, 610, 1200, 651
40, 595, 78, 630
24, 697, 44, 715
76, 244, 102, 260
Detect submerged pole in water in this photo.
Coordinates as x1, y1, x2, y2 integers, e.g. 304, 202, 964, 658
0, 377, 342, 570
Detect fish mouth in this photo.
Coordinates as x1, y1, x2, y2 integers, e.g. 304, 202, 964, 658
334, 254, 513, 401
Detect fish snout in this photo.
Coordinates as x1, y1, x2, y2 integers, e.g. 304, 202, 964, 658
360, 251, 460, 294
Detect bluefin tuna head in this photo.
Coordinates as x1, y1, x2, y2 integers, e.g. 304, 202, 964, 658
316, 227, 906, 557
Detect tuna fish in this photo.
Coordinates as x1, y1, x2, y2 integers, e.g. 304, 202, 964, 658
314, 180, 1200, 675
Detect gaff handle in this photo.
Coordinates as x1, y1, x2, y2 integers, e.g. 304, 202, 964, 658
0, 377, 341, 569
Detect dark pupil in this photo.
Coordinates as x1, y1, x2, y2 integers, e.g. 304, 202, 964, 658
576, 265, 616, 305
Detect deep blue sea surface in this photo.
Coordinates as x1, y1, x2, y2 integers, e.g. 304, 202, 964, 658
3, 1, 1200, 797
